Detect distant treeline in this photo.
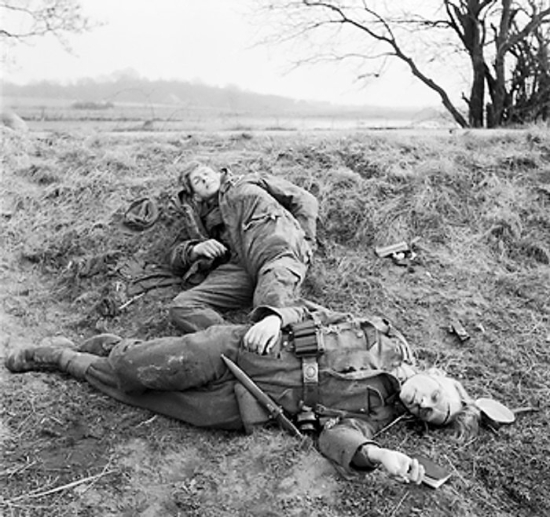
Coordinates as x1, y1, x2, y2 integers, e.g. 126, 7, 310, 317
3, 76, 431, 120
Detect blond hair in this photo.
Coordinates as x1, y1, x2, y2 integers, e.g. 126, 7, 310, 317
449, 381, 481, 441
424, 367, 481, 441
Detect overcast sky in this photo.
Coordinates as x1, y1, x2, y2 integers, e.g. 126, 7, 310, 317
1, 0, 445, 107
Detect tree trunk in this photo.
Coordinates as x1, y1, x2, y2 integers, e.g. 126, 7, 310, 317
467, 0, 486, 127
469, 36, 486, 126
491, 0, 513, 126
446, 0, 487, 126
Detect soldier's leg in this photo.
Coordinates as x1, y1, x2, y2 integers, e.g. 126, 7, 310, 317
5, 339, 244, 431
87, 364, 244, 430
253, 256, 308, 308
170, 262, 254, 333
84, 332, 246, 429
106, 324, 246, 392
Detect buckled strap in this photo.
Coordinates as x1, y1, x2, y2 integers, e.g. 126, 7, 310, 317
286, 319, 323, 406
302, 356, 319, 407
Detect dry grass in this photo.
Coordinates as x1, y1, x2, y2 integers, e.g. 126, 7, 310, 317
1, 125, 549, 516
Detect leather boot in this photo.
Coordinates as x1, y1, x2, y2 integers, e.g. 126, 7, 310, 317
5, 346, 66, 373
5, 345, 95, 380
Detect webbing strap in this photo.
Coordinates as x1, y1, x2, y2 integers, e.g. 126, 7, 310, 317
302, 356, 319, 407
287, 320, 322, 407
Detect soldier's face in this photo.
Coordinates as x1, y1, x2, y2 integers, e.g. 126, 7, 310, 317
189, 166, 221, 200
400, 373, 463, 425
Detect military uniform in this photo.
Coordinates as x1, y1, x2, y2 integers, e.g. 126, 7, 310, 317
169, 169, 318, 333
17, 306, 416, 476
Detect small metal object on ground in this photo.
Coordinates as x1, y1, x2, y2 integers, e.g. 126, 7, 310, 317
375, 240, 418, 267
448, 318, 470, 342
375, 241, 410, 258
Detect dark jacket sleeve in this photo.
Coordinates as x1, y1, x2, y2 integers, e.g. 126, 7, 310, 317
168, 239, 202, 274
249, 304, 310, 327
167, 192, 214, 274
318, 418, 380, 476
258, 174, 319, 243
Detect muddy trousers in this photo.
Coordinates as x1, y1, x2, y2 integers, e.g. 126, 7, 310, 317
81, 325, 247, 430
170, 258, 307, 333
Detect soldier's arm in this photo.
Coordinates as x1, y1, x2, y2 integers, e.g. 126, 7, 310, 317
319, 418, 424, 483
169, 238, 228, 274
249, 304, 310, 329
318, 418, 380, 474
168, 191, 219, 273
168, 240, 203, 274
258, 174, 319, 243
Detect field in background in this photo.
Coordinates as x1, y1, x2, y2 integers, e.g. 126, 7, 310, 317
3, 95, 452, 132
1, 124, 549, 517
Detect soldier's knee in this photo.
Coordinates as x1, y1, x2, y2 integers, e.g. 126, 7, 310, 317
172, 290, 191, 307
169, 304, 200, 333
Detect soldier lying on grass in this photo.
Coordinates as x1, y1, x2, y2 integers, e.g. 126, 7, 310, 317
168, 160, 318, 335
5, 302, 481, 485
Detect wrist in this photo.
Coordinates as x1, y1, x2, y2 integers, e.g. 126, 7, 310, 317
363, 444, 382, 465
189, 245, 199, 261
265, 314, 282, 323
351, 443, 382, 469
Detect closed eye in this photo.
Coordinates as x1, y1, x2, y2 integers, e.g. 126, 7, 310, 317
431, 390, 441, 403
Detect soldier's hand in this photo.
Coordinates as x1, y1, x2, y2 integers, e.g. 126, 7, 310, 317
243, 315, 282, 355
372, 448, 425, 485
191, 239, 228, 260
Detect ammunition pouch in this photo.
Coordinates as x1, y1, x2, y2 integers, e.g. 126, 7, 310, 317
290, 319, 324, 357
288, 320, 323, 407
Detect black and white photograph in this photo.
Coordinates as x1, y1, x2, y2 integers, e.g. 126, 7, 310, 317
1, 1, 549, 516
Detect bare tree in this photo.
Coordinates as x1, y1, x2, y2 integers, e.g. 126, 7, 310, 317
1, 0, 91, 45
507, 14, 550, 122
256, 0, 550, 127
489, 0, 550, 125
445, 0, 550, 126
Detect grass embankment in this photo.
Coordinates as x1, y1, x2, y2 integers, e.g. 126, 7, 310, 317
1, 126, 549, 516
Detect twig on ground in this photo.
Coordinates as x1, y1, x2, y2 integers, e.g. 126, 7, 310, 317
388, 490, 409, 517
136, 415, 158, 428
373, 414, 408, 438
513, 407, 539, 415
0, 461, 37, 478
118, 292, 145, 311
4, 469, 116, 503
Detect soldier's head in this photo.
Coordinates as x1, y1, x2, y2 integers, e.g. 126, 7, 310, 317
179, 160, 221, 201
399, 368, 480, 439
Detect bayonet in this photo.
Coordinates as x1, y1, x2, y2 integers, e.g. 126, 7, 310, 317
221, 354, 303, 438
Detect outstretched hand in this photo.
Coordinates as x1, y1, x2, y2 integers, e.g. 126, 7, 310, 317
243, 315, 282, 355
366, 446, 425, 484
380, 449, 425, 484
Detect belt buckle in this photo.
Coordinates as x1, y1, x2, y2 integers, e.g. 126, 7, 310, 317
302, 356, 318, 384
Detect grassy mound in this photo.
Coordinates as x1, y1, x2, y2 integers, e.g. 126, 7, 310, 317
1, 127, 549, 516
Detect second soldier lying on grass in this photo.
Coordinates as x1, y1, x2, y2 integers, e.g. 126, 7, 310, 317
168, 160, 318, 335
5, 301, 482, 484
